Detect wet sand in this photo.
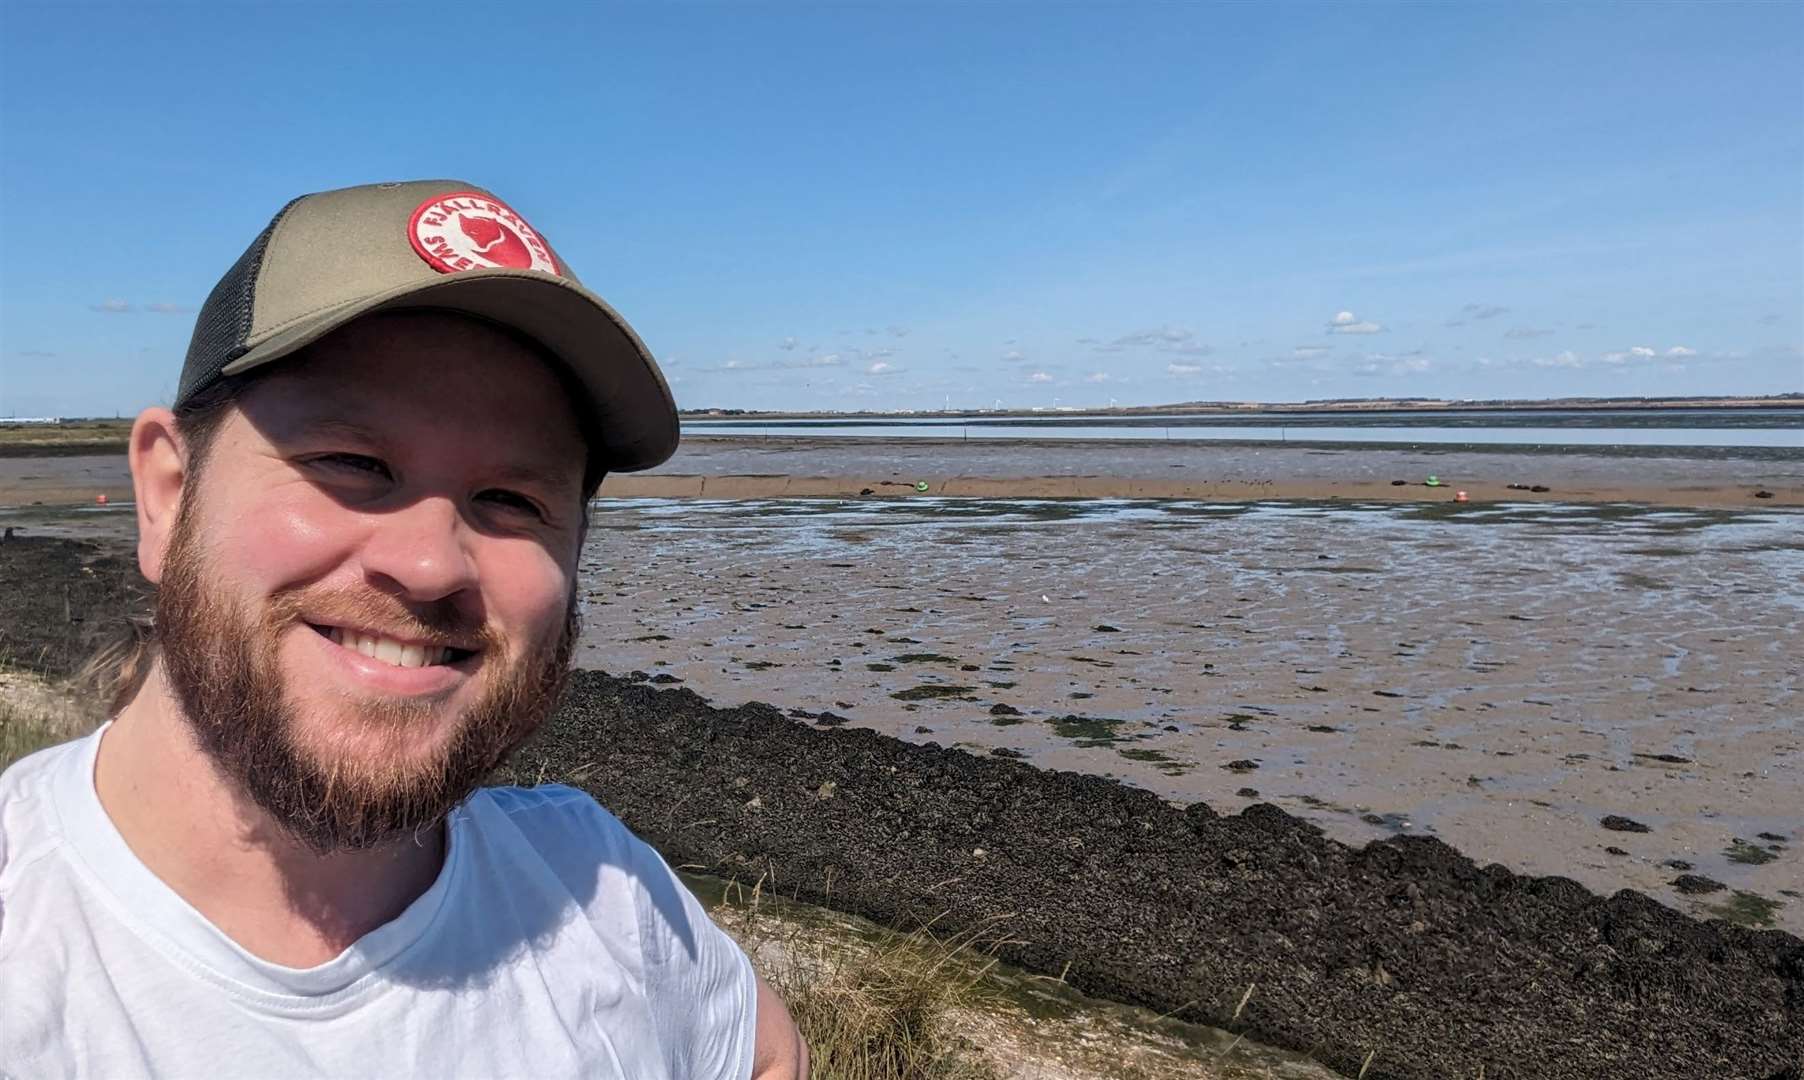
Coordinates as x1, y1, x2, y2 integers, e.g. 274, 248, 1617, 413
3, 436, 1800, 507
570, 497, 1802, 933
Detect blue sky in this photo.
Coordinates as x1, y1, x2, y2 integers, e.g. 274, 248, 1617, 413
1, 2, 1799, 416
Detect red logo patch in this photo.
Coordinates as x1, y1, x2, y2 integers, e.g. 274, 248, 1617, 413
408, 192, 559, 276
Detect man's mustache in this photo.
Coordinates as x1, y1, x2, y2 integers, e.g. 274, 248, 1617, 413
269, 588, 498, 653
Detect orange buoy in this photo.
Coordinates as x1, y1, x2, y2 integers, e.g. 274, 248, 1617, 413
96, 494, 108, 505
1455, 490, 1469, 503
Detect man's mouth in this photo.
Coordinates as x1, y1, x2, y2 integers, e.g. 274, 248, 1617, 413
308, 623, 478, 669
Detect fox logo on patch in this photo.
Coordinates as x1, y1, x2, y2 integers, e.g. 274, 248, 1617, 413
408, 191, 558, 276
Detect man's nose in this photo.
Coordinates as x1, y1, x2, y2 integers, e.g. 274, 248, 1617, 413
359, 496, 479, 602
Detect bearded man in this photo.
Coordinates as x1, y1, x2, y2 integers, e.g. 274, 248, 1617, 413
0, 181, 806, 1078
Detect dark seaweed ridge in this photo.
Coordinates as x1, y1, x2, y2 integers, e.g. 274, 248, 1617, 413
507, 673, 1804, 1080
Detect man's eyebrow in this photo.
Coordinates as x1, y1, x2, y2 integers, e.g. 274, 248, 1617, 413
481, 458, 584, 493
286, 417, 384, 443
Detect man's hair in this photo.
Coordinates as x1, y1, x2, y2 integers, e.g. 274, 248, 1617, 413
79, 324, 603, 717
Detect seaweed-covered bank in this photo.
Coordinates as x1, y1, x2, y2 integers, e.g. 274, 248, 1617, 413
504, 673, 1804, 1080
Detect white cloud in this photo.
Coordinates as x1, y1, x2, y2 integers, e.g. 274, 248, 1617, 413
777, 336, 798, 351
1167, 363, 1203, 376
1666, 345, 1697, 357
1532, 350, 1583, 368
1328, 310, 1384, 335
1601, 345, 1658, 365
1294, 344, 1331, 356
1087, 326, 1210, 357
90, 298, 132, 314
1002, 348, 1026, 362
1084, 372, 1110, 383
1027, 371, 1053, 383
1351, 352, 1432, 376
782, 353, 842, 369
867, 361, 892, 375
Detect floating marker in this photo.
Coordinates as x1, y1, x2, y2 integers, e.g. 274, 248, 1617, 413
1455, 490, 1469, 503
1425, 475, 1442, 487
914, 481, 930, 492
96, 494, 108, 505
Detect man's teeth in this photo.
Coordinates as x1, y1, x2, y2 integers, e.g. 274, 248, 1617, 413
327, 627, 455, 668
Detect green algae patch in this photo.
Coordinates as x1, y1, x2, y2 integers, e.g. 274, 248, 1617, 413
1725, 838, 1779, 865
891, 685, 978, 702
1705, 890, 1783, 928
892, 653, 960, 665
1116, 746, 1194, 775
1047, 715, 1127, 748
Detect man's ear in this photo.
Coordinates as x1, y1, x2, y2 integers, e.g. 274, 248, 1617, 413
130, 407, 189, 585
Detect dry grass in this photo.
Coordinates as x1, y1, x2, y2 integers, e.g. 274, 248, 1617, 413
0, 418, 132, 453
720, 876, 1005, 1080
0, 668, 98, 772
706, 877, 1335, 1080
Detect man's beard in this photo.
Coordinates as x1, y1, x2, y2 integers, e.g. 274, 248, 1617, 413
154, 506, 577, 854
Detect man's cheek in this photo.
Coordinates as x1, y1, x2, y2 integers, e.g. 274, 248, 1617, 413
493, 549, 575, 634
229, 500, 362, 586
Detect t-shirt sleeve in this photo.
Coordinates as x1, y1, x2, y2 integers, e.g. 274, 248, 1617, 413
627, 835, 758, 1080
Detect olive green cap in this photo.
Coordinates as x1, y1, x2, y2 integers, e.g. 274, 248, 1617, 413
177, 179, 678, 473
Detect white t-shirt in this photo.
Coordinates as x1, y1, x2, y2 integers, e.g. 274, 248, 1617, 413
0, 727, 756, 1079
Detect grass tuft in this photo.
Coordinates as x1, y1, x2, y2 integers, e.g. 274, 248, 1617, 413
721, 878, 1003, 1080
0, 668, 100, 773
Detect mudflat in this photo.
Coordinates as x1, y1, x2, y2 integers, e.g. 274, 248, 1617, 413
571, 495, 1802, 934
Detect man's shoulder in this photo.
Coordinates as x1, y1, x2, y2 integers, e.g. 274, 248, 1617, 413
466, 783, 644, 861
0, 732, 89, 798
0, 732, 93, 875
474, 782, 616, 828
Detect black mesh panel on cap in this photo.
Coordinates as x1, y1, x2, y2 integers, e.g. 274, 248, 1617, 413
176, 195, 303, 406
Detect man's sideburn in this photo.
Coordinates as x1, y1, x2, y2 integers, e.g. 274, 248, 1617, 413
153, 481, 579, 853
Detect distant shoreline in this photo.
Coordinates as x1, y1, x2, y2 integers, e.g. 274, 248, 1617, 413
679, 394, 1803, 420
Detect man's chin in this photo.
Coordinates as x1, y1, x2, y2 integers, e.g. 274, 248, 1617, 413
285, 702, 473, 777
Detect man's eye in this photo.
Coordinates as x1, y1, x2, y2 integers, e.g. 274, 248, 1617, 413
478, 489, 545, 518
309, 453, 391, 478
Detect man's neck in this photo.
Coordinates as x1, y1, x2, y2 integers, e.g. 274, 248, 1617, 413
93, 669, 447, 968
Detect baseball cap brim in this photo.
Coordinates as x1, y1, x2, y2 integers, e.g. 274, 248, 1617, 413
217, 268, 678, 473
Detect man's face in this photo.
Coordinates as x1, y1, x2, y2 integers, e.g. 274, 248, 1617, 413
153, 311, 590, 851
